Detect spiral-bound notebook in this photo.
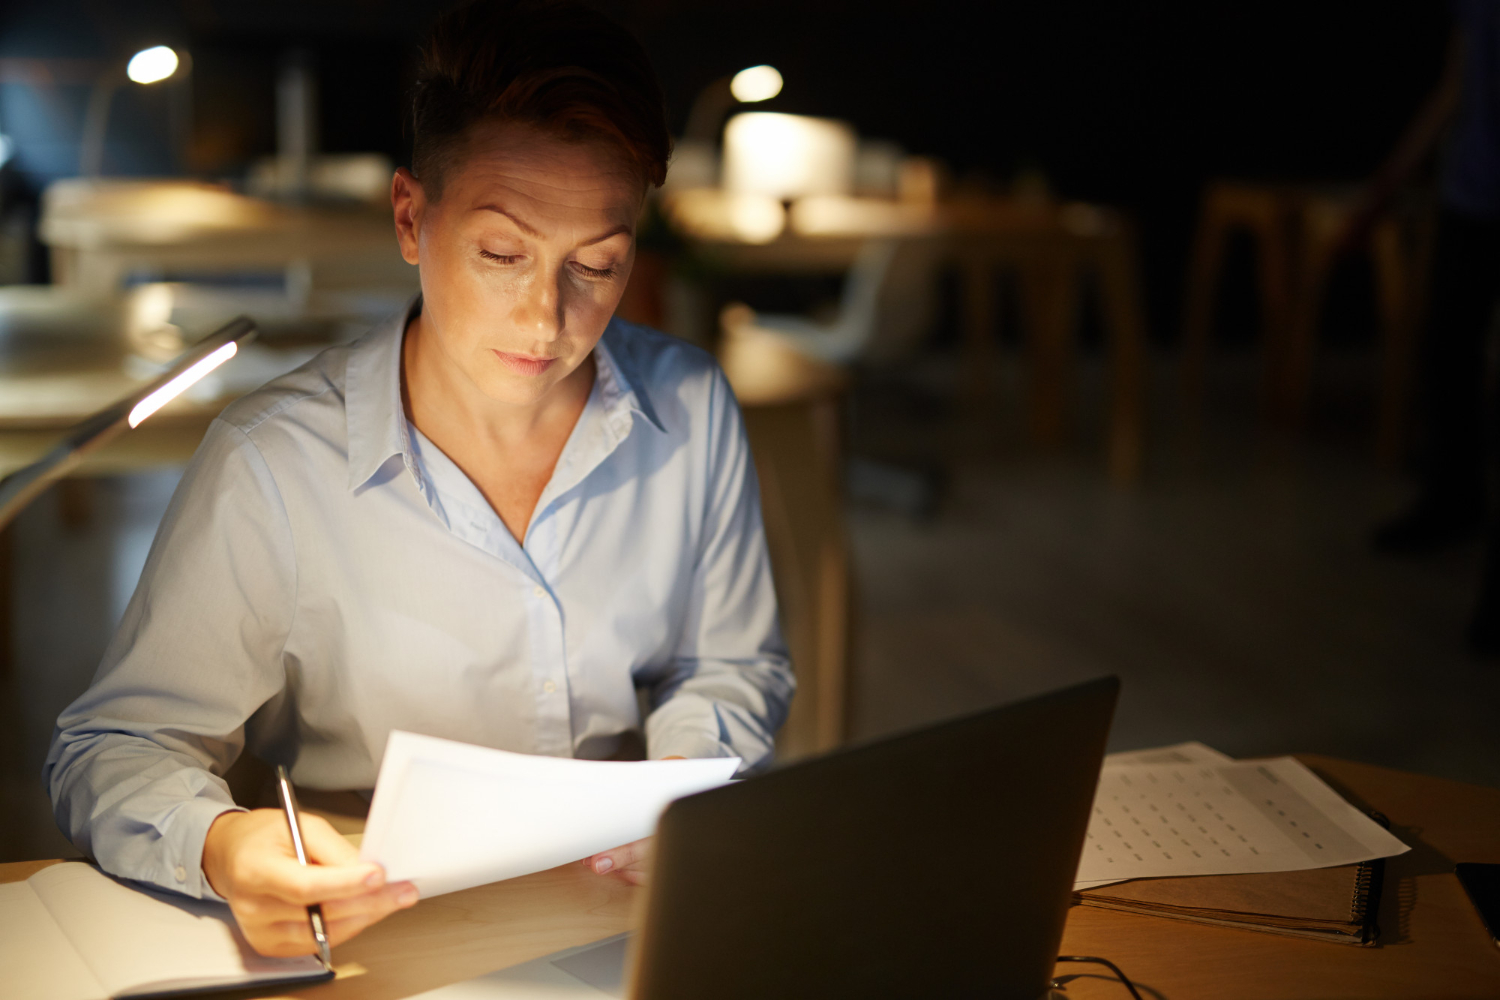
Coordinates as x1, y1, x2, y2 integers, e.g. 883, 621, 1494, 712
1076, 824, 1388, 946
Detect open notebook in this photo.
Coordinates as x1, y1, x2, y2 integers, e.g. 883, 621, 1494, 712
0, 862, 331, 1000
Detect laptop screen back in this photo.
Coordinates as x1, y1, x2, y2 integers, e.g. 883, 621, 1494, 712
629, 677, 1118, 1000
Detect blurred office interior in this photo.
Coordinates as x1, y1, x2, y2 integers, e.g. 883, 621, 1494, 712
2, 0, 1497, 866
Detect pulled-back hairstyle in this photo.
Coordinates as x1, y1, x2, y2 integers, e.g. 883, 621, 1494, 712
411, 0, 671, 198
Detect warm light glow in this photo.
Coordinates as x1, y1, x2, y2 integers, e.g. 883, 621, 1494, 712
730, 65, 783, 103
126, 46, 180, 85
722, 112, 856, 201
128, 341, 237, 427
663, 189, 786, 244
726, 193, 787, 243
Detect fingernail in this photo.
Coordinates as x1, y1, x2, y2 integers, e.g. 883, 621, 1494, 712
364, 868, 384, 888
594, 857, 613, 874
397, 885, 419, 906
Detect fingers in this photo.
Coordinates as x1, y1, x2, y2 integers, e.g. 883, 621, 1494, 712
246, 852, 385, 905
323, 884, 420, 947
583, 838, 650, 878
301, 814, 362, 866
234, 882, 420, 957
320, 882, 419, 925
244, 923, 314, 958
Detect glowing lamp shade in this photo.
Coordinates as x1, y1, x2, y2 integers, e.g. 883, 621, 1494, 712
722, 112, 856, 202
128, 341, 237, 427
730, 65, 783, 103
126, 46, 180, 85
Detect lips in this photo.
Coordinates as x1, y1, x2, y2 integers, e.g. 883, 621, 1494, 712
493, 351, 557, 377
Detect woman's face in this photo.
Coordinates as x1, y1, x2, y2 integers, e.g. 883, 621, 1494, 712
392, 122, 643, 407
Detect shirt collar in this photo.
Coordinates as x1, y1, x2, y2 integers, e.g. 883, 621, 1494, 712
345, 296, 418, 493
594, 318, 667, 436
344, 305, 666, 493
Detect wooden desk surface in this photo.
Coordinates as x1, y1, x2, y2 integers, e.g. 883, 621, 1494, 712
4, 755, 1497, 999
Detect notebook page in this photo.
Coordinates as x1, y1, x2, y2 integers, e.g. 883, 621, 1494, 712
1077, 757, 1409, 883
0, 879, 105, 1000
28, 863, 326, 999
362, 731, 740, 898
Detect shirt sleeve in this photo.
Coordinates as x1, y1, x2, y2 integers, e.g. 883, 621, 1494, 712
44, 418, 297, 900
644, 368, 795, 771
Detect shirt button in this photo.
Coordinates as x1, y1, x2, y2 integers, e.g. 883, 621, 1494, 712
533, 585, 545, 598
543, 680, 557, 694
174, 866, 187, 882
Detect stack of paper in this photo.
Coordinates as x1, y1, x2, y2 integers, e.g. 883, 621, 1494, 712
1075, 743, 1408, 890
360, 731, 740, 897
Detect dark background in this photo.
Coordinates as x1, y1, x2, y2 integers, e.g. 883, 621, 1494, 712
0, 0, 1454, 340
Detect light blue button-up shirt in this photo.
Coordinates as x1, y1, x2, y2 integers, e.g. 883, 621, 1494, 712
44, 302, 793, 900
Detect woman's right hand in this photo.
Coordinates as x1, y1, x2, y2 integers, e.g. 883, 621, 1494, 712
202, 808, 419, 957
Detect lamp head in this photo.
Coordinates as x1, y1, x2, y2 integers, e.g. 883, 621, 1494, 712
126, 46, 180, 85
730, 65, 783, 103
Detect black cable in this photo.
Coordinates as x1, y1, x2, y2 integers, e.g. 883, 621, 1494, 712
1053, 955, 1146, 1000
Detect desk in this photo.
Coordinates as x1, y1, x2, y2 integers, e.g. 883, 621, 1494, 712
4, 755, 1496, 999
40, 179, 416, 299
671, 192, 1146, 482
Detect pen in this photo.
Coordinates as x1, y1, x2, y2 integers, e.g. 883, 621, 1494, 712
274, 765, 333, 971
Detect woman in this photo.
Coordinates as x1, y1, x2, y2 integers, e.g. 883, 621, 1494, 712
45, 0, 792, 958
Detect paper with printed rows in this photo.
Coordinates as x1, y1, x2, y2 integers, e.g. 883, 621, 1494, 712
1074, 743, 1409, 890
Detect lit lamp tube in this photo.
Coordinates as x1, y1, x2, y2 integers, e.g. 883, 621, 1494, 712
0, 316, 257, 531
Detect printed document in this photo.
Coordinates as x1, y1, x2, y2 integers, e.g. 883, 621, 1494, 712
1075, 755, 1408, 888
360, 731, 740, 897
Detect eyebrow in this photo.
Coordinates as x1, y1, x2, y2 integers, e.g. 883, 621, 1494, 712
476, 205, 632, 245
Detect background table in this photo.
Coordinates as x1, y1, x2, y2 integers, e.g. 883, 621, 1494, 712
4, 755, 1496, 999
670, 191, 1148, 482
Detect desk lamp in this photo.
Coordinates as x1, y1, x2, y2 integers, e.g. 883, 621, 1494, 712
79, 45, 189, 177
0, 316, 256, 531
682, 64, 783, 145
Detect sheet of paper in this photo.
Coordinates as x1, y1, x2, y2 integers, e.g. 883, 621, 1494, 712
12, 862, 325, 999
1105, 741, 1233, 766
360, 731, 740, 897
0, 880, 105, 1000
1076, 742, 1238, 887
1076, 757, 1409, 884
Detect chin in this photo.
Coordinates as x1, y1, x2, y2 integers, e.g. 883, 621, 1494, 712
473, 368, 562, 406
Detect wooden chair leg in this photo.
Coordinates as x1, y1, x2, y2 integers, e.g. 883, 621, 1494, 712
1021, 255, 1077, 448
1255, 201, 1294, 404
960, 254, 998, 415
1180, 203, 1230, 419
1274, 204, 1337, 431
1099, 233, 1147, 484
1374, 211, 1434, 465
1372, 220, 1413, 464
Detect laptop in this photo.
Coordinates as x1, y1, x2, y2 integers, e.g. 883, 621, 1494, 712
412, 676, 1118, 1000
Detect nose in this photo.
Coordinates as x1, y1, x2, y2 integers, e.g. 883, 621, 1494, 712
511, 266, 565, 345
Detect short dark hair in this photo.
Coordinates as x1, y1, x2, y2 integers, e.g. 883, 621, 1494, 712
411, 0, 671, 198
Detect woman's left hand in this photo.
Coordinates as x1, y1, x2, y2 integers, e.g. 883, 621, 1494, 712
582, 838, 652, 885
583, 755, 683, 886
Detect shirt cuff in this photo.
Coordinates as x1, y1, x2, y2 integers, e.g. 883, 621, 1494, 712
647, 727, 737, 765
165, 796, 247, 902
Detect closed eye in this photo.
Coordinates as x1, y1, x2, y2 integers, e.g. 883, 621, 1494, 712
571, 261, 617, 279
478, 249, 523, 264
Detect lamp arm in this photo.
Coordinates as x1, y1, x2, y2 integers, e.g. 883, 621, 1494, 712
79, 74, 122, 178
683, 75, 735, 145
0, 316, 258, 531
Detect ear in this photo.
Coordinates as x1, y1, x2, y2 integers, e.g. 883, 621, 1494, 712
391, 168, 426, 266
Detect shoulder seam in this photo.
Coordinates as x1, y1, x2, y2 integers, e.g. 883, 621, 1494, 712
228, 380, 340, 436
216, 418, 302, 672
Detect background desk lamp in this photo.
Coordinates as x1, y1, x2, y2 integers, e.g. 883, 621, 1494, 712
0, 316, 257, 531
682, 64, 784, 145
79, 45, 189, 178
